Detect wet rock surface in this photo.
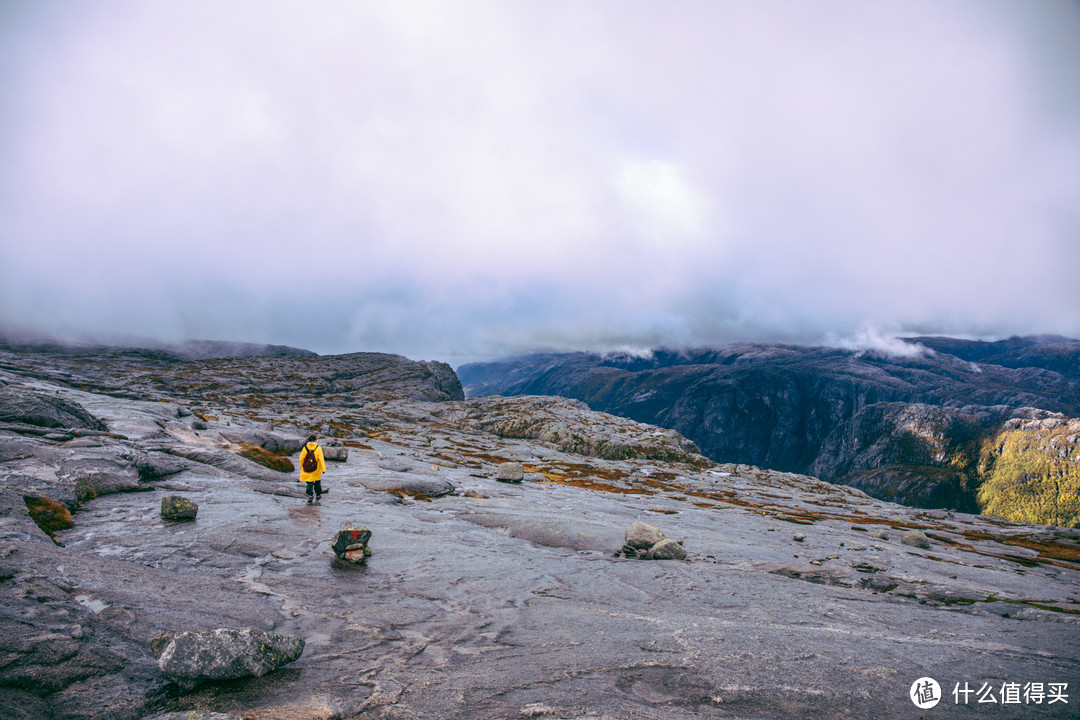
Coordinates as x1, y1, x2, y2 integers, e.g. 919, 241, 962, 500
0, 345, 1077, 719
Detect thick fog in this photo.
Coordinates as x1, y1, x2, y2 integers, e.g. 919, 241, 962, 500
2, 0, 1078, 362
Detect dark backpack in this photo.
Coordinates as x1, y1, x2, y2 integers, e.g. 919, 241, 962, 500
302, 446, 319, 473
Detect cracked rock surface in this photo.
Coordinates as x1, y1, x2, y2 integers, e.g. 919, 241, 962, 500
0, 346, 1077, 719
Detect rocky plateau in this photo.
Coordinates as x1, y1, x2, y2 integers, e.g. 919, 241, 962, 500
0, 341, 1078, 719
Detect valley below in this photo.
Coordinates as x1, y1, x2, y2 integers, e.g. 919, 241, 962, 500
0, 340, 1078, 719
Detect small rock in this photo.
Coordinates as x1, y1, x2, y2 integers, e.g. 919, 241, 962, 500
191, 419, 208, 431
495, 462, 524, 482
331, 523, 372, 564
852, 561, 882, 573
644, 538, 687, 561
625, 521, 666, 550
161, 495, 198, 521
463, 489, 486, 498
793, 533, 806, 542
873, 530, 889, 540
902, 530, 931, 549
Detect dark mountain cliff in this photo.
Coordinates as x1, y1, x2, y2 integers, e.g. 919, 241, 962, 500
460, 337, 1080, 522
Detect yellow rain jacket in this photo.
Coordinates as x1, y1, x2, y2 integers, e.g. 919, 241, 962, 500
300, 442, 326, 483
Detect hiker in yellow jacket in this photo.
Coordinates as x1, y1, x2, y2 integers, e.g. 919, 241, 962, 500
300, 435, 326, 503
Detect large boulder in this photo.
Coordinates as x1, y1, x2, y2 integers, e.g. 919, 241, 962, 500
644, 538, 687, 560
322, 445, 349, 462
0, 385, 106, 431
625, 521, 665, 550
150, 628, 304, 687
495, 462, 524, 482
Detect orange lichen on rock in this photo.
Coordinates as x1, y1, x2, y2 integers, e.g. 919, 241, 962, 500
237, 443, 295, 472
24, 495, 73, 539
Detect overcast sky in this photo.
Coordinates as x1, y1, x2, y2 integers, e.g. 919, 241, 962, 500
2, 1, 1079, 363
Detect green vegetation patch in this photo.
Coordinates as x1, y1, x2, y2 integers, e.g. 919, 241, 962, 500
977, 425, 1080, 528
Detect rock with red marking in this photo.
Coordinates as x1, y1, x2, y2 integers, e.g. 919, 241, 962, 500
331, 522, 372, 564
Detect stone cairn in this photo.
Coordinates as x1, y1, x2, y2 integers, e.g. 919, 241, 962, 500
332, 523, 372, 565
617, 521, 687, 560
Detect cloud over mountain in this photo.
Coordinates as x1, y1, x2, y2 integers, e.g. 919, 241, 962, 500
2, 0, 1078, 360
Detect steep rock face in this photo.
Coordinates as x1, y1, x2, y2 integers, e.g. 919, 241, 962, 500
976, 415, 1080, 528
459, 338, 1080, 515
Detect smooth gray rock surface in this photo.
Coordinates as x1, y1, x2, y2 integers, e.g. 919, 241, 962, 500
0, 385, 107, 430
0, 345, 1076, 720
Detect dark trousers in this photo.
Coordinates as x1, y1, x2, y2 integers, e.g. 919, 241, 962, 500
305, 480, 322, 497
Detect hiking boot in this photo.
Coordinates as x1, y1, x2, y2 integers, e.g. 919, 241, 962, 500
307, 497, 313, 504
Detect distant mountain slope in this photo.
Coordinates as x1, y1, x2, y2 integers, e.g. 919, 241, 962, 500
0, 335, 317, 360
459, 337, 1080, 522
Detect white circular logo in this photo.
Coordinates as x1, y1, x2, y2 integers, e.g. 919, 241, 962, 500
910, 677, 941, 709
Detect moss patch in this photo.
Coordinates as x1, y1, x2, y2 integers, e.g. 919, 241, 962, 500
237, 443, 295, 472
24, 496, 73, 539
977, 424, 1080, 528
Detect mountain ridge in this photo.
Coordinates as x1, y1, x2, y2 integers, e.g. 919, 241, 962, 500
459, 336, 1080, 524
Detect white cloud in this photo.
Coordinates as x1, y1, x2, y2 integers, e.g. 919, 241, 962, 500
1, 0, 1078, 358
616, 159, 707, 241
829, 325, 934, 359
